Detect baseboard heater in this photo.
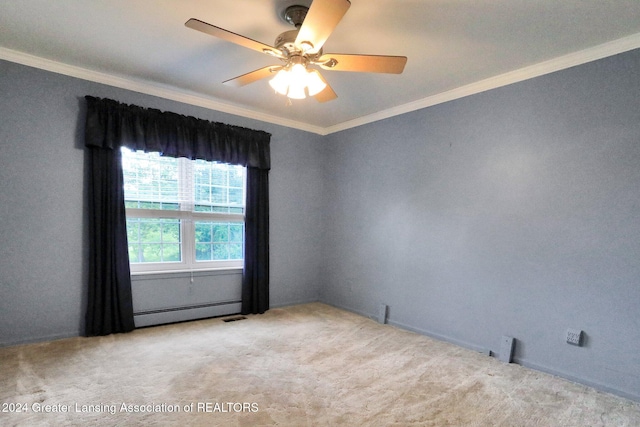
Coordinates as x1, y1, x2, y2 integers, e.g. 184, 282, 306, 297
133, 300, 242, 328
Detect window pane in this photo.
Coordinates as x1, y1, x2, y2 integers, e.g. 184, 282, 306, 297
211, 167, 227, 186
229, 188, 243, 205
228, 243, 243, 260
213, 224, 229, 242
162, 244, 181, 262
212, 186, 226, 204
213, 243, 229, 260
121, 147, 180, 210
141, 243, 162, 263
229, 224, 243, 242
195, 222, 212, 242
195, 243, 211, 261
126, 218, 182, 263
128, 244, 139, 262
229, 168, 243, 187
126, 220, 140, 243
193, 161, 245, 214
124, 150, 245, 271
195, 221, 244, 262
163, 222, 180, 243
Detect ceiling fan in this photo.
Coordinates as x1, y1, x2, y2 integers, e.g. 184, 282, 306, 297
185, 0, 407, 102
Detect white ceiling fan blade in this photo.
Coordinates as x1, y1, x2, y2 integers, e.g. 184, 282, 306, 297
295, 0, 351, 53
317, 53, 407, 74
223, 66, 283, 88
185, 18, 284, 59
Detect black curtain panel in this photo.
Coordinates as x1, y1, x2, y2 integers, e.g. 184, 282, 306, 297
242, 167, 270, 314
85, 146, 135, 336
83, 96, 271, 336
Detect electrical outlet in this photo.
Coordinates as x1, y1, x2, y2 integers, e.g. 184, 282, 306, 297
566, 328, 583, 346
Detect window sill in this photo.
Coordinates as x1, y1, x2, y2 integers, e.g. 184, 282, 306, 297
130, 266, 243, 277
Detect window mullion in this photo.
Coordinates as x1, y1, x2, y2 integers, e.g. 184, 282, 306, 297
125, 208, 186, 219
179, 157, 195, 268
191, 212, 244, 222
182, 216, 194, 269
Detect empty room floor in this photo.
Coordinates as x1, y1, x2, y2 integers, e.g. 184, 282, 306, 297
2, 303, 639, 426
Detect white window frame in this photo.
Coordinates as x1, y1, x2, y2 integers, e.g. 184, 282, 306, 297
122, 149, 245, 274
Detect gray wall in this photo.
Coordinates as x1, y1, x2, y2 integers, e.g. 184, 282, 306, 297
0, 59, 324, 346
321, 49, 640, 400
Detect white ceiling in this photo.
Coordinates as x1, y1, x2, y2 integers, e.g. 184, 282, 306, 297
1, 0, 640, 134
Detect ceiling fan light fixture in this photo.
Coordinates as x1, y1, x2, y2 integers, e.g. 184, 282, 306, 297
287, 81, 307, 99
268, 65, 308, 99
268, 68, 290, 95
306, 69, 327, 96
289, 62, 309, 85
268, 57, 326, 100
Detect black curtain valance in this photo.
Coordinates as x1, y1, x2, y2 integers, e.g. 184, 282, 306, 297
84, 96, 271, 170
84, 96, 271, 336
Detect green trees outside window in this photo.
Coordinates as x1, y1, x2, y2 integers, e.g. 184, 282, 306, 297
121, 147, 245, 272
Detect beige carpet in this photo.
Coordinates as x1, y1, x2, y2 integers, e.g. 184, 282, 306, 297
1, 303, 639, 426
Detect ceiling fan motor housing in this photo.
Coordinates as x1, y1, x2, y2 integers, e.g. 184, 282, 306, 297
283, 5, 308, 27
274, 28, 322, 58
274, 29, 300, 55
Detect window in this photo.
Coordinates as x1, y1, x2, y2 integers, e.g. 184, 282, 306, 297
121, 147, 245, 273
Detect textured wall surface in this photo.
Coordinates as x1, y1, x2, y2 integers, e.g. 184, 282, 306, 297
320, 49, 640, 400
0, 60, 324, 346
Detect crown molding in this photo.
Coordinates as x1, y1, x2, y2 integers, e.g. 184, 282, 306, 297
2, 31, 640, 136
324, 32, 640, 135
0, 47, 326, 135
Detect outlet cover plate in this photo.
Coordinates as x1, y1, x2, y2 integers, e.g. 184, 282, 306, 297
566, 328, 583, 346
